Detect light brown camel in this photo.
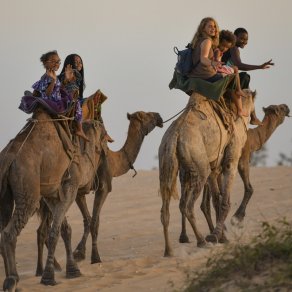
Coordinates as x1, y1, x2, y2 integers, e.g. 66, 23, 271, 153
36, 111, 163, 270
179, 104, 290, 243
159, 90, 256, 256
0, 109, 104, 290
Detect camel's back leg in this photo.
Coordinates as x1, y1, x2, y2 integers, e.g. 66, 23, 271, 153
159, 140, 179, 257
179, 163, 210, 247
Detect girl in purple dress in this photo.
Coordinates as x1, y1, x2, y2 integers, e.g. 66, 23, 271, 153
32, 51, 89, 141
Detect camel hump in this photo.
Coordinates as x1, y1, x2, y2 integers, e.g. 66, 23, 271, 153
186, 92, 234, 131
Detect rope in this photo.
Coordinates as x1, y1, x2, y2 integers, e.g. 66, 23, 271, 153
27, 116, 74, 123
16, 121, 37, 156
208, 100, 224, 170
162, 106, 188, 124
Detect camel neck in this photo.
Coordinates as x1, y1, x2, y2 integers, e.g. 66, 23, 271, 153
108, 121, 145, 177
250, 114, 282, 151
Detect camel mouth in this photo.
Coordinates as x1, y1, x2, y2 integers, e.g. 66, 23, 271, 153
157, 117, 164, 128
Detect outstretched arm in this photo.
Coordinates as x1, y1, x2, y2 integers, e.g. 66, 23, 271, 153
230, 47, 274, 71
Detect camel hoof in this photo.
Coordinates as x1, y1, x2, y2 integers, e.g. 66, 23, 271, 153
197, 239, 207, 248
231, 216, 244, 227
205, 234, 218, 244
73, 249, 86, 262
219, 234, 229, 244
163, 249, 173, 257
91, 252, 102, 264
41, 267, 56, 286
40, 276, 57, 286
35, 268, 43, 277
66, 265, 82, 279
3, 276, 17, 292
179, 234, 190, 243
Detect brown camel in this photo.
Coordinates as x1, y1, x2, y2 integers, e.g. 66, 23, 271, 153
36, 111, 163, 269
179, 104, 290, 243
0, 109, 104, 290
159, 90, 256, 256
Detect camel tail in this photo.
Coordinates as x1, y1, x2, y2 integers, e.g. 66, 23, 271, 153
158, 135, 179, 200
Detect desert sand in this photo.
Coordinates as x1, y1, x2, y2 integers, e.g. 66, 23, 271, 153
0, 166, 291, 291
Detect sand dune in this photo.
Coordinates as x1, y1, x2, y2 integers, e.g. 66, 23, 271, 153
1, 166, 291, 291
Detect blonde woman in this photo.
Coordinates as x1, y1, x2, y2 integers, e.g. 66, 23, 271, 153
189, 17, 248, 116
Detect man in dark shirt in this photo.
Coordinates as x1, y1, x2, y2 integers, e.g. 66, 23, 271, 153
222, 27, 274, 89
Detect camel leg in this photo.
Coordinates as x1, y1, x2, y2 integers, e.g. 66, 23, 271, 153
0, 186, 14, 279
232, 153, 253, 224
200, 181, 214, 233
90, 178, 111, 264
41, 182, 80, 285
179, 171, 190, 243
36, 201, 62, 276
1, 191, 37, 292
206, 156, 238, 243
161, 195, 172, 256
179, 214, 190, 243
60, 217, 81, 278
180, 168, 208, 248
73, 194, 92, 261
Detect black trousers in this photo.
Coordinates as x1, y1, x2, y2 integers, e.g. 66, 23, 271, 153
239, 72, 250, 89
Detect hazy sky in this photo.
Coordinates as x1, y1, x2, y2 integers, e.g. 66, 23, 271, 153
1, 0, 292, 169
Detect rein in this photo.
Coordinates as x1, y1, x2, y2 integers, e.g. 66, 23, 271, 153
162, 106, 188, 123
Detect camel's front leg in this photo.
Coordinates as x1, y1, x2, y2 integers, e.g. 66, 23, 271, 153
90, 178, 110, 264
60, 217, 81, 278
1, 191, 37, 292
36, 200, 62, 276
232, 152, 253, 224
41, 184, 80, 285
73, 194, 92, 261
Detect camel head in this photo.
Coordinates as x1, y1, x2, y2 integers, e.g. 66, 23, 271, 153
127, 111, 163, 136
262, 104, 290, 123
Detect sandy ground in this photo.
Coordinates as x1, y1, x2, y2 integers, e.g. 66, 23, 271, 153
0, 166, 291, 292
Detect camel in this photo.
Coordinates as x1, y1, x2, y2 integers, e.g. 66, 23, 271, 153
179, 104, 290, 243
159, 90, 256, 256
0, 108, 104, 290
36, 111, 163, 270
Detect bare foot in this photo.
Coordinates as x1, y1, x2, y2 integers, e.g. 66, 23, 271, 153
105, 133, 114, 143
250, 117, 263, 126
237, 109, 249, 118
75, 130, 90, 142
236, 90, 248, 98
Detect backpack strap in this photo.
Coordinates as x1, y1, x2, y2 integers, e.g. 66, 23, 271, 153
173, 47, 179, 55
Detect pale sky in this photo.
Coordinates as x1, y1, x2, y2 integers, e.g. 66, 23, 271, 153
1, 0, 292, 169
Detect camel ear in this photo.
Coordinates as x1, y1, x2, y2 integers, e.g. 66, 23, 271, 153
252, 90, 257, 99
127, 113, 131, 120
263, 107, 267, 113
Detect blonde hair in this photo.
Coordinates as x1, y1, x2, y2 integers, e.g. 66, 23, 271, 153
190, 17, 219, 49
